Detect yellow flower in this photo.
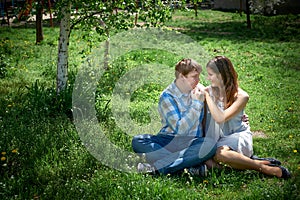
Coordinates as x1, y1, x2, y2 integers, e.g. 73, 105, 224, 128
1, 156, 6, 161
203, 180, 209, 184
293, 149, 298, 153
1, 152, 6, 155
12, 149, 18, 153
298, 166, 300, 170
289, 135, 293, 138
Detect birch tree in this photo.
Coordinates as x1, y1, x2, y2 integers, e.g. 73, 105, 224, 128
57, 0, 71, 94
56, 0, 172, 94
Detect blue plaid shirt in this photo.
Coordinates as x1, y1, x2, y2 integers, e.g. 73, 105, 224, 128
158, 81, 204, 137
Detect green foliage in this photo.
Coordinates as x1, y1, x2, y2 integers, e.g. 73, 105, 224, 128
95, 49, 180, 125
138, 1, 173, 27
0, 38, 14, 78
23, 79, 74, 118
250, 0, 286, 15
0, 10, 299, 199
64, 0, 172, 39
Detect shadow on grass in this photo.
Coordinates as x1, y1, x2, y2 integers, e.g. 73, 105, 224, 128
166, 12, 300, 72
170, 18, 300, 43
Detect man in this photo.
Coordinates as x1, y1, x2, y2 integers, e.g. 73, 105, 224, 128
131, 58, 217, 176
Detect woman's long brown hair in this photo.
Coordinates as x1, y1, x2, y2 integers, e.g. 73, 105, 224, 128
207, 56, 238, 109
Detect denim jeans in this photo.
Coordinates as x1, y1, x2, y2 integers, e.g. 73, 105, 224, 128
132, 134, 217, 174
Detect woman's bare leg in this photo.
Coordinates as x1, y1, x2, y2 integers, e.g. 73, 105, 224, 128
205, 158, 222, 169
214, 146, 283, 178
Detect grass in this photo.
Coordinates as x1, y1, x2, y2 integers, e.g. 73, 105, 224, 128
0, 9, 300, 199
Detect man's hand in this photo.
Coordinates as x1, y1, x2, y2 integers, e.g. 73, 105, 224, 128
191, 87, 205, 102
196, 83, 206, 92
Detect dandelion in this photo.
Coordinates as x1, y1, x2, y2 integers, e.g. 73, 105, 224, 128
12, 149, 18, 153
203, 180, 209, 184
289, 135, 293, 138
1, 152, 6, 155
1, 157, 6, 161
298, 166, 300, 170
293, 149, 297, 153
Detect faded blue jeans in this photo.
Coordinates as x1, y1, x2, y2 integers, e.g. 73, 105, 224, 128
132, 134, 217, 174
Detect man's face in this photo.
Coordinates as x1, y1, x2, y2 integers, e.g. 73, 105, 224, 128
183, 70, 200, 90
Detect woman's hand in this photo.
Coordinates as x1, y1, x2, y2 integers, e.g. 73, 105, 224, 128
196, 83, 206, 92
205, 88, 249, 124
191, 85, 205, 102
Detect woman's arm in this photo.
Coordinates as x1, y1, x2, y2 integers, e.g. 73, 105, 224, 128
205, 88, 249, 124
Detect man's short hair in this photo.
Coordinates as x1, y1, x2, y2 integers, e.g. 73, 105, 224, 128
175, 58, 202, 78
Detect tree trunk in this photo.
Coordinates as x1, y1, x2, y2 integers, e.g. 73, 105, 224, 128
57, 1, 71, 94
4, 0, 10, 26
239, 0, 243, 16
194, 3, 198, 17
48, 0, 53, 27
246, 0, 251, 29
36, 0, 44, 44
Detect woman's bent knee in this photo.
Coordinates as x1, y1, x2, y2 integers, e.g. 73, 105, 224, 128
214, 146, 230, 163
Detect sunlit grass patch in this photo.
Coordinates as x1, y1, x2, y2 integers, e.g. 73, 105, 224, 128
0, 9, 299, 200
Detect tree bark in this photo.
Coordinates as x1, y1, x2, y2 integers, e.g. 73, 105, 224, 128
4, 0, 10, 26
239, 0, 243, 16
194, 2, 198, 17
246, 0, 251, 29
48, 0, 53, 27
36, 0, 44, 44
57, 1, 71, 94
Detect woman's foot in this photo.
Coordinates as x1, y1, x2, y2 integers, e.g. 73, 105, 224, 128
251, 155, 281, 166
270, 164, 291, 179
260, 164, 291, 179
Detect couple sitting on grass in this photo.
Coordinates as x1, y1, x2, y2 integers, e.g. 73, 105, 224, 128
132, 56, 291, 179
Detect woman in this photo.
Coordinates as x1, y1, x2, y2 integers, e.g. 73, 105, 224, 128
203, 56, 291, 179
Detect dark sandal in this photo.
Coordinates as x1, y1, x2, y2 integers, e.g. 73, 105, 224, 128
251, 155, 281, 166
278, 165, 291, 179
268, 164, 291, 179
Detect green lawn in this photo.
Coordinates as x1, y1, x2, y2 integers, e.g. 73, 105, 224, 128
0, 9, 299, 199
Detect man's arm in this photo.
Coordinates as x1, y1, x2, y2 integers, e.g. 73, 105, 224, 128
158, 93, 204, 136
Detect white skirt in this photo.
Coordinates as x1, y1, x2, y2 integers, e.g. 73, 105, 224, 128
217, 130, 253, 157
